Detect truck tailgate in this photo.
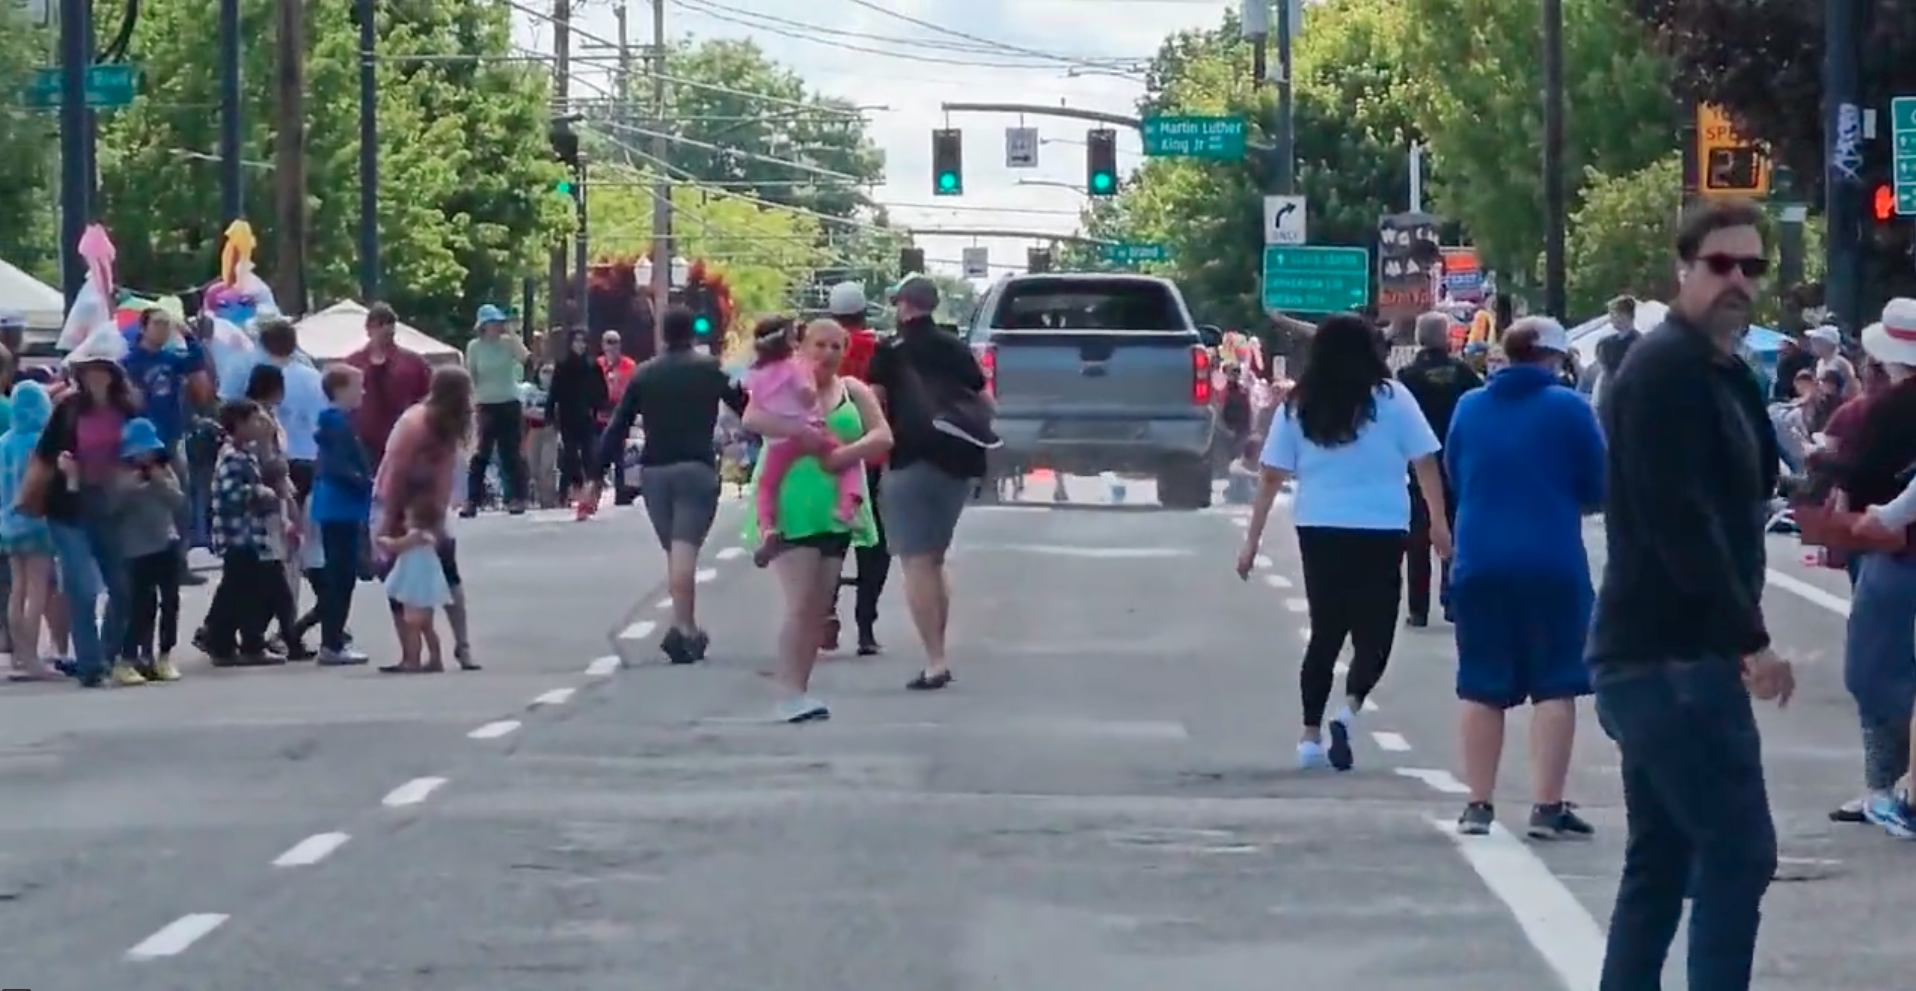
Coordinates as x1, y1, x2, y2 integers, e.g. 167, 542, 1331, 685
991, 330, 1200, 417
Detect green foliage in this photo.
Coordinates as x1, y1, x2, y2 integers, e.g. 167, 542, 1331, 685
0, 12, 56, 282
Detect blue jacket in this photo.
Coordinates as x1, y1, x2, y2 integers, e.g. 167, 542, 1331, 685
1445, 363, 1605, 586
310, 406, 373, 524
0, 383, 53, 542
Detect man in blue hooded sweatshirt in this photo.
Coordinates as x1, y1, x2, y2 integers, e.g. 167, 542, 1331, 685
1443, 316, 1605, 840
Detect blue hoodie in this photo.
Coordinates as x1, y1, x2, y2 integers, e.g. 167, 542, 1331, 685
0, 382, 54, 543
1444, 363, 1605, 586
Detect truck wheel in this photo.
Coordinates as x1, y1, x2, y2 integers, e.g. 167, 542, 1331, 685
1157, 462, 1213, 510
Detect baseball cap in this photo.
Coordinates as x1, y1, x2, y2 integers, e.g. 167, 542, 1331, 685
1807, 325, 1843, 345
826, 282, 867, 316
1533, 317, 1570, 354
474, 303, 511, 327
890, 274, 939, 312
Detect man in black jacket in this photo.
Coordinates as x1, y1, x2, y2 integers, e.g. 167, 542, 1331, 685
1395, 311, 1481, 625
1588, 197, 1793, 990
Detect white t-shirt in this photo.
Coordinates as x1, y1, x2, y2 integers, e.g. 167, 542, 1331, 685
1260, 381, 1441, 531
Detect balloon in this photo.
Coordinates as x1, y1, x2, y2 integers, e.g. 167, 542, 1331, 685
77, 224, 116, 299
220, 220, 256, 289
57, 281, 113, 352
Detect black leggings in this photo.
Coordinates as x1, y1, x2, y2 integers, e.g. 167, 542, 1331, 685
557, 426, 596, 489
1296, 526, 1407, 726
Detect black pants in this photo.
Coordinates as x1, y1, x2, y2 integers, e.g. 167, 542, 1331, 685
314, 522, 363, 651
557, 425, 596, 489
1407, 475, 1454, 620
470, 401, 527, 505
204, 547, 295, 653
1296, 526, 1407, 726
123, 549, 181, 658
833, 464, 891, 634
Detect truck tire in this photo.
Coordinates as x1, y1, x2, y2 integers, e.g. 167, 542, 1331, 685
1157, 461, 1213, 510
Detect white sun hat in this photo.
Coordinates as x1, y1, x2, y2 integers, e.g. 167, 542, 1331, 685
62, 323, 129, 368
1862, 298, 1916, 368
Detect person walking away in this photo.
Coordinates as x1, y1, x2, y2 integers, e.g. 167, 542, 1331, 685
110, 418, 186, 682
1589, 295, 1641, 413
596, 331, 639, 507
120, 307, 215, 586
375, 366, 479, 670
310, 364, 373, 666
1235, 312, 1449, 771
0, 382, 62, 681
1806, 324, 1859, 401
1588, 197, 1792, 991
546, 329, 608, 519
743, 317, 863, 567
741, 318, 890, 721
1395, 311, 1483, 626
343, 302, 432, 471
201, 400, 294, 666
1441, 317, 1603, 838
865, 276, 994, 690
378, 495, 453, 673
593, 306, 745, 664
464, 304, 531, 517
522, 362, 558, 508
826, 281, 890, 655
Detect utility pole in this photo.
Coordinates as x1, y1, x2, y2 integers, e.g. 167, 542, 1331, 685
649, 0, 675, 335
615, 4, 634, 165
1823, 0, 1864, 331
57, 0, 90, 305
1274, 0, 1295, 195
550, 0, 572, 326
220, 0, 243, 224
1541, 0, 1567, 318
274, 0, 309, 315
356, 0, 378, 301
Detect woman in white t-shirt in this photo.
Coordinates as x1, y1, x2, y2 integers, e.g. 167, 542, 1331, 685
1236, 313, 1452, 772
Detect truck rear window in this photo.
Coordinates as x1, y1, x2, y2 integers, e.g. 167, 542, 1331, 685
991, 279, 1185, 331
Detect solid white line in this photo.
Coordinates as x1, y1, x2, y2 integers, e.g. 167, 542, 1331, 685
584, 655, 620, 676
468, 719, 521, 739
382, 776, 447, 807
126, 913, 230, 959
1282, 597, 1307, 613
1433, 817, 1605, 991
619, 620, 657, 640
1263, 573, 1294, 589
1372, 731, 1412, 752
694, 568, 718, 583
1765, 568, 1851, 616
531, 688, 575, 707
1254, 554, 1272, 569
715, 546, 744, 561
1395, 767, 1470, 794
272, 832, 351, 867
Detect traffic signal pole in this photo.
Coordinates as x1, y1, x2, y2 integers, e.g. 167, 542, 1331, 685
220, 0, 243, 225
57, 0, 89, 306
649, 0, 675, 340
1824, 0, 1864, 331
356, 0, 379, 301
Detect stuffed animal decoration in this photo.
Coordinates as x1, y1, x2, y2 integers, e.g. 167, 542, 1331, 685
57, 224, 119, 353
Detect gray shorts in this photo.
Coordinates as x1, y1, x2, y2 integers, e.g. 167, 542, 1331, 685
639, 462, 721, 549
880, 461, 972, 558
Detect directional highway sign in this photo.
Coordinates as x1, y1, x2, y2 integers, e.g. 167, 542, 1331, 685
1894, 96, 1916, 216
1262, 246, 1370, 315
1141, 116, 1246, 160
21, 63, 138, 109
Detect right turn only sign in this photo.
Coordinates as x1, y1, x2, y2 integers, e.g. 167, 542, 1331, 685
1264, 195, 1307, 245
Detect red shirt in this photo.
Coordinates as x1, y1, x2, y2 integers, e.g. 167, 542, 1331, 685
344, 345, 432, 467
597, 354, 637, 423
841, 327, 879, 382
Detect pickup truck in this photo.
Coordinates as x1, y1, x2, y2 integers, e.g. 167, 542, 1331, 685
964, 272, 1222, 509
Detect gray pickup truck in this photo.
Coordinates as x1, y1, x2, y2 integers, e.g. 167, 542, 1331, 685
964, 272, 1222, 509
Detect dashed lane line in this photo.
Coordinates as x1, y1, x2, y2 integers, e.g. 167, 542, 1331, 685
1281, 597, 1307, 613
1263, 573, 1293, 589
126, 913, 230, 960
1765, 567, 1851, 616
272, 832, 351, 867
584, 655, 620, 676
618, 620, 657, 640
382, 777, 448, 807
1394, 766, 1469, 794
715, 546, 745, 561
531, 687, 576, 707
1254, 554, 1273, 569
695, 567, 718, 583
468, 720, 522, 740
1371, 731, 1412, 752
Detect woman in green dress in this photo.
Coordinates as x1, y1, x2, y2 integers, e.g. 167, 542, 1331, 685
742, 318, 891, 723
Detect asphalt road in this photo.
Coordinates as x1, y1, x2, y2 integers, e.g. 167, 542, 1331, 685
3, 479, 1902, 989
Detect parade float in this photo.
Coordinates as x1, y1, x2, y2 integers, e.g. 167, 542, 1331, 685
584, 253, 738, 362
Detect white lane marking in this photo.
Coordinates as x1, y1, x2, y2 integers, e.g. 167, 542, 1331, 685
272, 832, 351, 867
1282, 597, 1308, 613
127, 913, 230, 959
1372, 731, 1412, 752
1231, 516, 1248, 528
382, 776, 447, 807
585, 655, 620, 676
1333, 659, 1349, 675
468, 719, 522, 740
1254, 554, 1272, 569
1766, 568, 1851, 616
716, 546, 745, 561
1263, 573, 1293, 589
1362, 698, 1379, 712
1432, 817, 1605, 991
1395, 767, 1470, 794
1298, 626, 1310, 640
695, 568, 718, 583
619, 620, 657, 640
655, 597, 672, 610
531, 688, 575, 707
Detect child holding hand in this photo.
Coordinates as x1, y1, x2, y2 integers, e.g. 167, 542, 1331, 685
744, 318, 861, 566
378, 495, 452, 674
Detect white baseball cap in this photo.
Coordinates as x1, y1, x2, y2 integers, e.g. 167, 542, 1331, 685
826, 282, 867, 316
1807, 325, 1843, 345
1511, 315, 1570, 354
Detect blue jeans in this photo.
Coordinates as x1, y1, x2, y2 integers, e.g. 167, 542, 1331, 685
49, 513, 131, 680
1594, 658, 1777, 991
1845, 553, 1916, 790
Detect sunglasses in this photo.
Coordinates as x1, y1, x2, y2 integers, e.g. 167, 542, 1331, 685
1698, 254, 1770, 279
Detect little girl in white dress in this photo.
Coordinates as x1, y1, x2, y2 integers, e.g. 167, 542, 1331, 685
379, 496, 451, 673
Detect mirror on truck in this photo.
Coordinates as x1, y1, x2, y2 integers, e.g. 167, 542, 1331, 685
1196, 324, 1223, 348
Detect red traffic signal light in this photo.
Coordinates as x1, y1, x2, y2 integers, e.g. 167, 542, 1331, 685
1876, 184, 1897, 223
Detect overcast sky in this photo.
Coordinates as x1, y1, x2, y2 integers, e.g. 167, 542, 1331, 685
514, 0, 1238, 285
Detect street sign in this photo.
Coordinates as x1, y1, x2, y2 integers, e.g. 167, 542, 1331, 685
22, 63, 139, 109
1695, 103, 1770, 197
1263, 195, 1307, 245
1100, 243, 1168, 264
961, 247, 989, 278
1261, 246, 1370, 315
1893, 96, 1916, 216
1140, 115, 1246, 160
1005, 127, 1038, 168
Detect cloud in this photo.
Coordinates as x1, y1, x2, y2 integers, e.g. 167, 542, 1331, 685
525, 0, 1230, 286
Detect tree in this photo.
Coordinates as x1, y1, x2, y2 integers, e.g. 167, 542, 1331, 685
0, 12, 56, 281
1400, 0, 1673, 288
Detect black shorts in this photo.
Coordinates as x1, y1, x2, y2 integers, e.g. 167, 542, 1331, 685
786, 532, 853, 559
388, 537, 460, 614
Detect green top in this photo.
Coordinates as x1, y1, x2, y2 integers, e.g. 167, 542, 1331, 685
743, 387, 878, 548
466, 335, 527, 404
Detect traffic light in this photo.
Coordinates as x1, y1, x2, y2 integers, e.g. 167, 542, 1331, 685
1875, 183, 1897, 224
1086, 128, 1118, 196
1027, 247, 1052, 273
932, 129, 963, 196
900, 246, 926, 276
684, 284, 718, 337
550, 122, 582, 199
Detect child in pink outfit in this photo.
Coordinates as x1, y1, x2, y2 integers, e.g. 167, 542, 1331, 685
744, 319, 862, 566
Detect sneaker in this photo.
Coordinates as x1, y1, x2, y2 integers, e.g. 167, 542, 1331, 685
1864, 792, 1916, 839
1457, 801, 1495, 835
317, 647, 371, 666
1405, 614, 1429, 629
110, 659, 148, 687
775, 696, 830, 724
1527, 801, 1596, 840
1831, 796, 1869, 823
1296, 739, 1330, 770
1326, 717, 1355, 772
148, 653, 182, 683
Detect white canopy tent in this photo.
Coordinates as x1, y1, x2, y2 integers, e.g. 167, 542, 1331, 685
292, 301, 462, 365
0, 258, 66, 330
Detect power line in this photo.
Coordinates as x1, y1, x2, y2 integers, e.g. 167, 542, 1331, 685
837, 0, 1145, 70
677, 0, 1120, 61
884, 201, 1085, 217
671, 0, 1148, 70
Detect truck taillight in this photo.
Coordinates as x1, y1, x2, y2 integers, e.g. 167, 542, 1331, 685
1191, 345, 1212, 404
976, 344, 997, 397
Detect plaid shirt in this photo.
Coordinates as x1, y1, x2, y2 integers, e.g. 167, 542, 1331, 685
211, 441, 278, 557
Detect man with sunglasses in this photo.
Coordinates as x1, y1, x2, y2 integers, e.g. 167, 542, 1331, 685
1586, 196, 1792, 991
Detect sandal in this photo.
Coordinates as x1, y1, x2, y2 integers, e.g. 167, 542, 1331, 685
454, 644, 480, 671
378, 663, 429, 674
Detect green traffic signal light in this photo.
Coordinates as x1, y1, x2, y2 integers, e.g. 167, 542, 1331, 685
693, 315, 713, 335
554, 179, 573, 195
1091, 172, 1113, 193
937, 171, 958, 192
